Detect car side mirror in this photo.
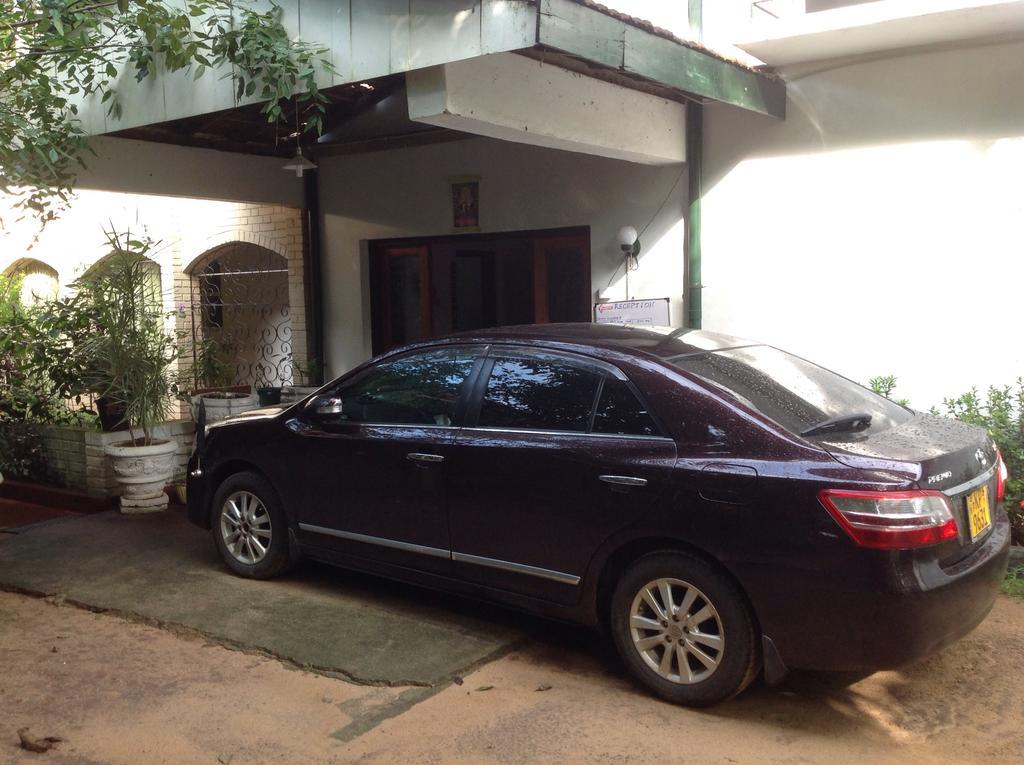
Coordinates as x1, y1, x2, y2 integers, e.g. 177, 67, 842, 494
308, 394, 344, 417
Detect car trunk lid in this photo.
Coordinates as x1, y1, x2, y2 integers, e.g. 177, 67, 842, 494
813, 412, 998, 564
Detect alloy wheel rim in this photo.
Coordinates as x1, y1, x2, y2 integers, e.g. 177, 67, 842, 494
220, 491, 272, 565
629, 577, 725, 684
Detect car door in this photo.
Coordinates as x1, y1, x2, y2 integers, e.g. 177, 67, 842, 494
445, 347, 677, 604
288, 345, 484, 575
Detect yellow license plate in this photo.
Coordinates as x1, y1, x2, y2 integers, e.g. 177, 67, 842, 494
967, 484, 992, 541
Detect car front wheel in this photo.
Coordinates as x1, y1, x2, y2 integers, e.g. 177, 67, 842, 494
609, 551, 760, 706
211, 471, 291, 579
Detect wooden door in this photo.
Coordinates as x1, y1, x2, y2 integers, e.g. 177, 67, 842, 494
378, 246, 431, 351
532, 232, 591, 324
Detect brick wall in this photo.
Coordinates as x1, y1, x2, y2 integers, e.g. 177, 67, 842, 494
171, 203, 308, 417
42, 420, 196, 497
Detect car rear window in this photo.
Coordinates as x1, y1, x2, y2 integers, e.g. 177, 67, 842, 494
478, 355, 602, 432
668, 345, 912, 437
592, 378, 660, 437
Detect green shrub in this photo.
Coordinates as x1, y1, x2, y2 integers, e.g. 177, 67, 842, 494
867, 375, 909, 406
0, 274, 70, 481
1002, 566, 1024, 599
0, 419, 59, 483
935, 382, 1024, 539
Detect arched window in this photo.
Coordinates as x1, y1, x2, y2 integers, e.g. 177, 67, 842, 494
81, 254, 163, 316
183, 242, 292, 388
3, 258, 59, 304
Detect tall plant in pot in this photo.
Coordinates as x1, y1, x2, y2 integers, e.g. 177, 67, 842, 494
185, 336, 259, 423
79, 231, 178, 513
281, 357, 323, 404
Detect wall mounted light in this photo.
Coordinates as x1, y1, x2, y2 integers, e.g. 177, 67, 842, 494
618, 225, 641, 268
282, 146, 317, 178
618, 225, 639, 257
618, 225, 641, 300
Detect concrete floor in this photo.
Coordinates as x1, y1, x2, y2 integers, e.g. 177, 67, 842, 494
2, 512, 1023, 763
0, 510, 520, 686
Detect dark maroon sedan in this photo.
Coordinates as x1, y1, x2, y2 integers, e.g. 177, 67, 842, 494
186, 324, 1010, 705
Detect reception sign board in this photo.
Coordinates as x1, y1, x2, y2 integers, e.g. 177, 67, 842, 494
593, 298, 671, 326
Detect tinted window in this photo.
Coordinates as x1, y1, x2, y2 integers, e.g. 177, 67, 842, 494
335, 348, 477, 426
669, 345, 912, 437
593, 379, 660, 437
478, 355, 601, 432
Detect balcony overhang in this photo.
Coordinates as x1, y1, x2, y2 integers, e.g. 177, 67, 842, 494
102, 0, 785, 159
736, 0, 1024, 67
406, 53, 687, 165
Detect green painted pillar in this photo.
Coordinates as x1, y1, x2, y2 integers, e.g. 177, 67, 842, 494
686, 1, 703, 330
688, 0, 703, 41
686, 102, 703, 330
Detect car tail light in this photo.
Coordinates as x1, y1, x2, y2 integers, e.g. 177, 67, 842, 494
818, 489, 958, 549
996, 448, 1008, 503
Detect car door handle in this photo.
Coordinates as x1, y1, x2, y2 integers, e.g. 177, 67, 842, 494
599, 475, 647, 487
407, 452, 445, 464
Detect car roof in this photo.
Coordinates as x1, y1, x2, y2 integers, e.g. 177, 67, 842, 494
443, 323, 755, 361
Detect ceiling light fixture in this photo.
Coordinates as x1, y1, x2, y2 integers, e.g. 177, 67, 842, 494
282, 146, 317, 178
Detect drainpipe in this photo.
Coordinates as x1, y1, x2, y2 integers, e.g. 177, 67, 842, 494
685, 102, 703, 330
685, 1, 703, 330
303, 170, 325, 385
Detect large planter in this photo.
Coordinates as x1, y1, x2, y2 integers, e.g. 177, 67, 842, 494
191, 392, 260, 423
256, 386, 282, 406
104, 439, 178, 514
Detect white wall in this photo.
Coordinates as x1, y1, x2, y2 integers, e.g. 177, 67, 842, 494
76, 137, 304, 207
319, 136, 688, 376
703, 37, 1024, 409
1, 189, 245, 302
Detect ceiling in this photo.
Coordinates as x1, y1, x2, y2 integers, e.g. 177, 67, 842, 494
108, 73, 466, 158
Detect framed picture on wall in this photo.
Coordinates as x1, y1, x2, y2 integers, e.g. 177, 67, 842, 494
450, 175, 480, 231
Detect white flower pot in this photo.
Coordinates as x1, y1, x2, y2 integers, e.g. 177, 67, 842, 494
191, 393, 260, 423
105, 439, 179, 514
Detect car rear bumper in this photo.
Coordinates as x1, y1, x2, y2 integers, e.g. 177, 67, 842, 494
756, 506, 1011, 673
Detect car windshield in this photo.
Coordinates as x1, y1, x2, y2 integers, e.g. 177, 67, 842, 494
668, 345, 912, 438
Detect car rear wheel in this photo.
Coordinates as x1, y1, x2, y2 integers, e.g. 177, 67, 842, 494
211, 471, 291, 579
609, 551, 760, 706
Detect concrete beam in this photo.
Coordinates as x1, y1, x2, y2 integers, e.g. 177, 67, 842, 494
407, 53, 686, 166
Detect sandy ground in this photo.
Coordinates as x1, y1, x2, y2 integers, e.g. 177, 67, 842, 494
2, 590, 1023, 765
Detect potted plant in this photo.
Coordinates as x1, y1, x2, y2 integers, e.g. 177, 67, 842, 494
171, 481, 187, 505
255, 381, 282, 406
281, 358, 322, 404
184, 336, 258, 423
27, 277, 122, 431
79, 231, 179, 513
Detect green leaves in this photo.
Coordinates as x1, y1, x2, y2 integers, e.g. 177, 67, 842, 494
2, 0, 333, 229
936, 380, 1024, 540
